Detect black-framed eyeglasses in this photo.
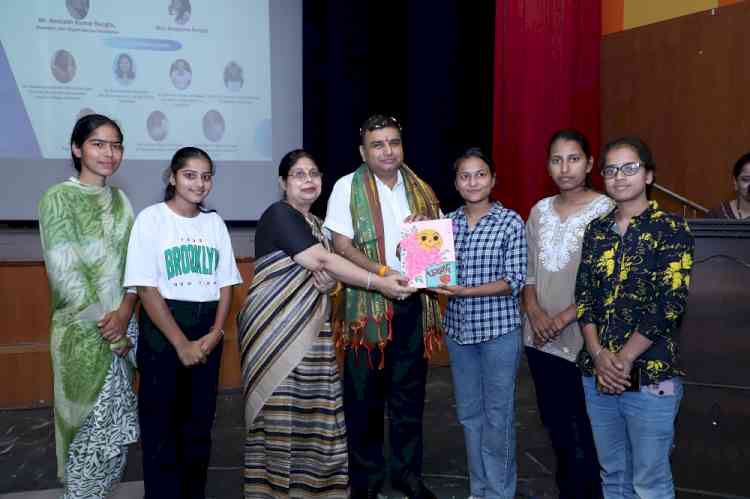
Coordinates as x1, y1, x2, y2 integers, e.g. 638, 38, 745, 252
601, 161, 642, 179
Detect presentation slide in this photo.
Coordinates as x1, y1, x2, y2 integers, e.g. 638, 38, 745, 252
0, 0, 302, 221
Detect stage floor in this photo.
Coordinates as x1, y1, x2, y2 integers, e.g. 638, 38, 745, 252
0, 360, 739, 498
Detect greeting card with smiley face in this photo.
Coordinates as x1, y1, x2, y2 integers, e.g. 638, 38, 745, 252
400, 218, 457, 288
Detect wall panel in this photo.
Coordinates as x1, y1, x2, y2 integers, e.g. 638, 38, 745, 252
603, 0, 745, 35
601, 2, 750, 212
0, 260, 255, 409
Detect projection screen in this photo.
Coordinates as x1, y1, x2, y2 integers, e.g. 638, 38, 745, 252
0, 0, 302, 221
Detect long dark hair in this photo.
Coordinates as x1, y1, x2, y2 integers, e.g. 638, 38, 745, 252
164, 146, 215, 212
70, 114, 123, 172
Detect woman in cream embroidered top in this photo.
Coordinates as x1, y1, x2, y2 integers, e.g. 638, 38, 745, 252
522, 129, 613, 499
523, 133, 613, 360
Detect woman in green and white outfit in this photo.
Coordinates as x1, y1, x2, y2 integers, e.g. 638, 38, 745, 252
39, 114, 139, 499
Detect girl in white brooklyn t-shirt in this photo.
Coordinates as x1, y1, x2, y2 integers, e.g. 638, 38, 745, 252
124, 146, 242, 498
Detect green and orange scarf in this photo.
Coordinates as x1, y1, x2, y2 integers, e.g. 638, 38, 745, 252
333, 163, 443, 368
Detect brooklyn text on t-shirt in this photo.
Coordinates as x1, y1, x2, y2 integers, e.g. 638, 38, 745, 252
164, 243, 219, 280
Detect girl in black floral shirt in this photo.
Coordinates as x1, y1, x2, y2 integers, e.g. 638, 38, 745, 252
575, 137, 694, 499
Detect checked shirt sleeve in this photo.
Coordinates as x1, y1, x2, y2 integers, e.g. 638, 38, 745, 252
499, 214, 527, 297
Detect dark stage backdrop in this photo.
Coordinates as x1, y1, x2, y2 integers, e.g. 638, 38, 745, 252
303, 1, 496, 217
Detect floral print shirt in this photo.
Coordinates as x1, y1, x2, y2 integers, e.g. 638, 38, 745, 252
575, 201, 694, 385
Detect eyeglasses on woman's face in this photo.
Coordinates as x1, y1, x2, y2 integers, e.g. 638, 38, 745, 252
601, 161, 642, 179
288, 169, 322, 181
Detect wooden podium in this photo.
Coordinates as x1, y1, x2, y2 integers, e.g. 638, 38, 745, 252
672, 221, 750, 497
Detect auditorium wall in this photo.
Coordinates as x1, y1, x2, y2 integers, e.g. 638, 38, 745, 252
600, 0, 750, 213
602, 0, 745, 35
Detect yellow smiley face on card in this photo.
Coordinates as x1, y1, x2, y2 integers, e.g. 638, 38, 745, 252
417, 228, 443, 251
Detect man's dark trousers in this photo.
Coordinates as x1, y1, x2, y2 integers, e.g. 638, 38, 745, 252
343, 294, 427, 492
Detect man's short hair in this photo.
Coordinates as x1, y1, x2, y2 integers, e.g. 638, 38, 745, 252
359, 114, 401, 144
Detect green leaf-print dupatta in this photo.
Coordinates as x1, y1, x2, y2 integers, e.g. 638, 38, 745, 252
38, 177, 134, 479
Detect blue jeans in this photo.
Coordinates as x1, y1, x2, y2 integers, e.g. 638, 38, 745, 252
447, 329, 521, 499
582, 375, 683, 499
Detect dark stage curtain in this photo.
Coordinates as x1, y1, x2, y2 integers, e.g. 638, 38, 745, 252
492, 0, 601, 218
303, 1, 495, 216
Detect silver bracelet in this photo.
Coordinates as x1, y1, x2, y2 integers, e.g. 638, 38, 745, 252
366, 272, 372, 290
592, 347, 604, 359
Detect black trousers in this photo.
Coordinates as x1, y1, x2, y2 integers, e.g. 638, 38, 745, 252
343, 294, 427, 491
526, 347, 602, 499
137, 299, 223, 499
